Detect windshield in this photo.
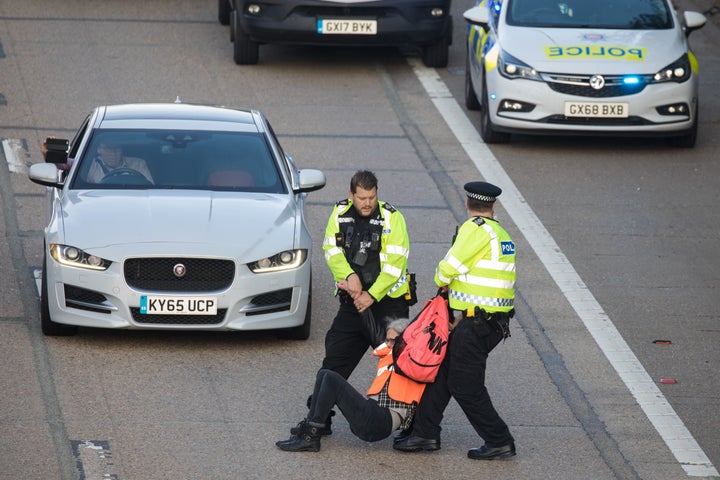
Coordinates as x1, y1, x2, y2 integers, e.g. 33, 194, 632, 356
505, 0, 673, 29
70, 129, 286, 193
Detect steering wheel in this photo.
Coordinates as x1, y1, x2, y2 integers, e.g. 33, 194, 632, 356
100, 167, 151, 185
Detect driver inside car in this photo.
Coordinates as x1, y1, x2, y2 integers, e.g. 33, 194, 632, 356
86, 142, 153, 184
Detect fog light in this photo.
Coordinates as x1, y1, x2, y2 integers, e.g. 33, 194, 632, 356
656, 103, 690, 116
498, 99, 534, 113
247, 4, 261, 14
430, 7, 444, 16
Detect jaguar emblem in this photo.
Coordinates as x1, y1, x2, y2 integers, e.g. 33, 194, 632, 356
173, 263, 187, 278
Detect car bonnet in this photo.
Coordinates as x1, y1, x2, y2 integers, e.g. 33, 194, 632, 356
58, 190, 301, 261
500, 25, 688, 74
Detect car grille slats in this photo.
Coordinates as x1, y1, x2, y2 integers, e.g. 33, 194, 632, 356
124, 258, 235, 292
542, 73, 649, 98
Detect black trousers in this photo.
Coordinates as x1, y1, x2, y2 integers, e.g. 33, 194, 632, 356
308, 369, 394, 442
411, 316, 514, 447
320, 295, 408, 380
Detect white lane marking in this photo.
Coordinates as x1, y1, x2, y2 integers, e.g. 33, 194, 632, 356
2, 138, 29, 174
408, 57, 718, 478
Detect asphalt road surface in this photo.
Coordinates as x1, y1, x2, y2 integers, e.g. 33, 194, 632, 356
0, 0, 718, 479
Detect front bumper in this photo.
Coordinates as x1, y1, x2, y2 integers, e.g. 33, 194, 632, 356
237, 0, 451, 46
45, 255, 311, 331
485, 68, 699, 137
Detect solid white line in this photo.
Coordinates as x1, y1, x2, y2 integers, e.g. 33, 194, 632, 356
407, 57, 719, 478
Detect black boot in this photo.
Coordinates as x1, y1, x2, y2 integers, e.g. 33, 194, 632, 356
290, 410, 334, 436
276, 420, 322, 452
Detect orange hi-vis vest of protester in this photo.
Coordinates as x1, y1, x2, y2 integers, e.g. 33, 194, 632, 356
366, 344, 426, 404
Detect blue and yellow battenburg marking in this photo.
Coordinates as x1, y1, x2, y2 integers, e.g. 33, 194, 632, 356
544, 45, 647, 61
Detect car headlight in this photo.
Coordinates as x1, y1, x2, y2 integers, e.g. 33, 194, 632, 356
652, 54, 691, 83
49, 244, 111, 270
498, 50, 542, 81
249, 249, 307, 273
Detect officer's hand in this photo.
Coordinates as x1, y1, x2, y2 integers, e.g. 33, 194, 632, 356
354, 291, 374, 313
345, 273, 363, 299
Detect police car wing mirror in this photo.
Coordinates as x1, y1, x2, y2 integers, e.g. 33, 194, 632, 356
463, 6, 489, 26
683, 11, 706, 37
295, 169, 326, 193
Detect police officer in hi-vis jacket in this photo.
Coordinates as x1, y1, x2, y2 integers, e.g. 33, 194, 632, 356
290, 170, 411, 437
394, 181, 517, 460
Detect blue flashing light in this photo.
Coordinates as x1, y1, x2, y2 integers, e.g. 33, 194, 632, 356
623, 76, 640, 85
490, 93, 497, 100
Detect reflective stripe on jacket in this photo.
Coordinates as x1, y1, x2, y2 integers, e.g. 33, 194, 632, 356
366, 345, 426, 404
323, 200, 410, 300
435, 216, 516, 313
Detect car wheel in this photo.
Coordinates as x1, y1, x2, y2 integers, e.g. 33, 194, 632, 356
277, 279, 312, 340
229, 8, 236, 42
669, 104, 698, 148
422, 33, 449, 69
480, 74, 511, 144
41, 253, 77, 336
218, 0, 231, 25
465, 52, 480, 111
233, 14, 259, 65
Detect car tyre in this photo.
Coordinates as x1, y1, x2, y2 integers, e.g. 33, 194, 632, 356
465, 52, 480, 111
277, 279, 312, 340
41, 253, 77, 336
233, 11, 259, 65
218, 0, 231, 25
229, 8, 236, 42
422, 28, 450, 69
480, 73, 511, 144
669, 104, 698, 148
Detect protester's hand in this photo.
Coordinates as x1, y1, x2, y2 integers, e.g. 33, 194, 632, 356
345, 273, 363, 299
354, 291, 374, 313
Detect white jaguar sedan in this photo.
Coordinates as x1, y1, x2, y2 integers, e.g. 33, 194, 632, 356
463, 0, 706, 146
29, 103, 326, 338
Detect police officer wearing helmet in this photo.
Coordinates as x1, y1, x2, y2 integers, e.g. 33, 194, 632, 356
394, 181, 517, 460
291, 170, 411, 436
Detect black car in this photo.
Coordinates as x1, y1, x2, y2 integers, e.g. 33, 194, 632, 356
218, 0, 452, 67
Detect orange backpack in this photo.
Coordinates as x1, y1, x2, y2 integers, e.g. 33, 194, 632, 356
392, 295, 450, 383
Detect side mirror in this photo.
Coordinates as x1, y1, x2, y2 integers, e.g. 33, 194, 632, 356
44, 137, 69, 164
463, 5, 490, 26
683, 11, 706, 37
295, 169, 326, 193
29, 162, 63, 188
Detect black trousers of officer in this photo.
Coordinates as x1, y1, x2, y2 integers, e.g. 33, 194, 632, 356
321, 295, 409, 380
411, 315, 514, 448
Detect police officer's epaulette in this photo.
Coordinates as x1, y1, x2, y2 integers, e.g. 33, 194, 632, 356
472, 216, 486, 226
381, 202, 397, 213
336, 199, 350, 206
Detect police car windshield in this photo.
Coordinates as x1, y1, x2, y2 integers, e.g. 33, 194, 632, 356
506, 0, 673, 29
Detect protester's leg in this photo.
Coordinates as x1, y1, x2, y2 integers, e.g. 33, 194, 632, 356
321, 302, 370, 378
449, 319, 514, 448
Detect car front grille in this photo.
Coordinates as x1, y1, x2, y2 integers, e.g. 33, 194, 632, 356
124, 258, 235, 292
542, 73, 649, 98
544, 115, 650, 126
130, 308, 228, 325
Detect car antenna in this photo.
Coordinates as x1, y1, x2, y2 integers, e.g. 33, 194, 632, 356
174, 96, 182, 104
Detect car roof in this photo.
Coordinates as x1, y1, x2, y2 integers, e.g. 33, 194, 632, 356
96, 103, 262, 132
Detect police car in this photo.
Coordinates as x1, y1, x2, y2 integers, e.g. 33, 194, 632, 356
463, 0, 707, 147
